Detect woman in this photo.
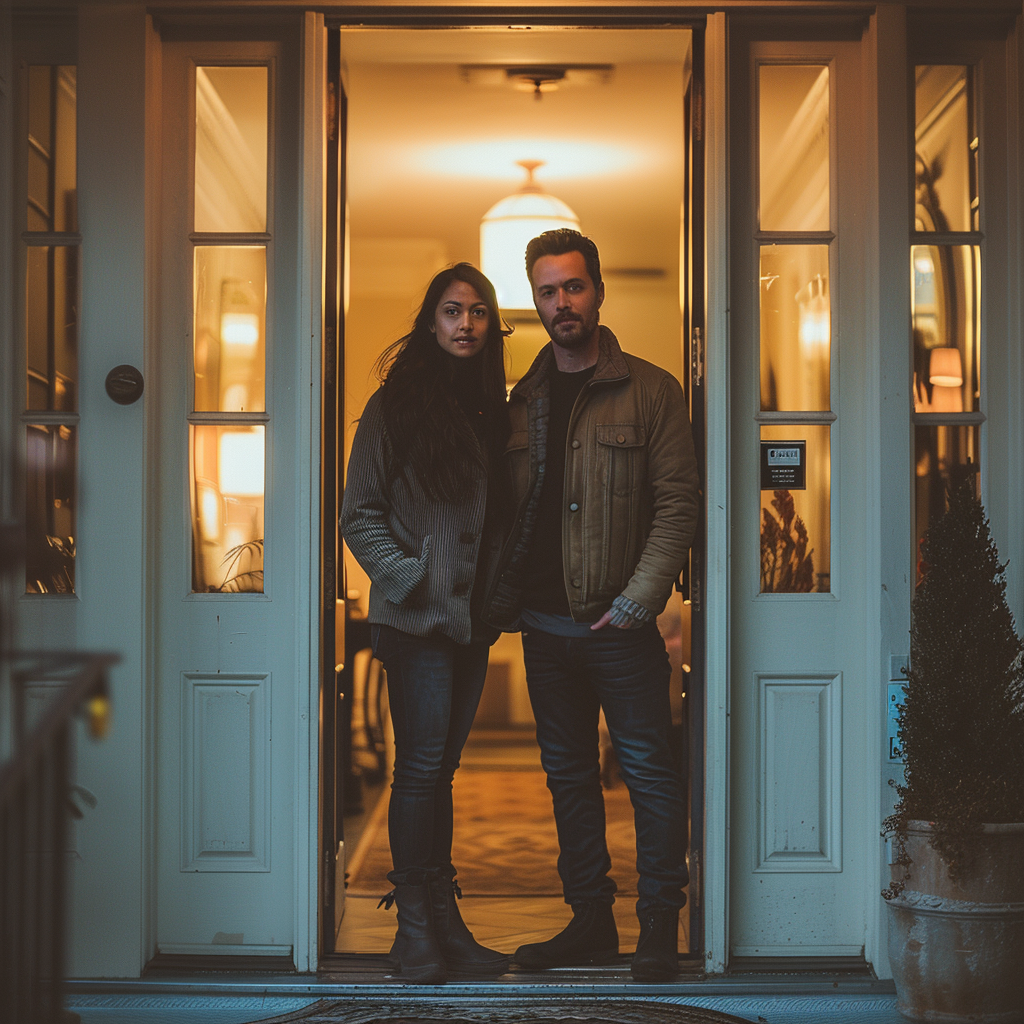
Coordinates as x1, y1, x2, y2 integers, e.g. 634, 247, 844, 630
340, 263, 511, 984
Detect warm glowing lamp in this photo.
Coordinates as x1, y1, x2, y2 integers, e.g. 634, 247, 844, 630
219, 428, 265, 497
797, 273, 830, 350
220, 277, 260, 348
929, 346, 964, 387
220, 312, 259, 347
481, 160, 580, 311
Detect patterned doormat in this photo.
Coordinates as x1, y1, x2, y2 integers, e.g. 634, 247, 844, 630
346, 768, 638, 898
250, 999, 752, 1024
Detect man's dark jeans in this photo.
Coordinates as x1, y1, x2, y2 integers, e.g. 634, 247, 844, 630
522, 622, 688, 913
371, 624, 490, 886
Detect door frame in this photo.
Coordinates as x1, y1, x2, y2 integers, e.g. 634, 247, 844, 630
317, 6, 720, 971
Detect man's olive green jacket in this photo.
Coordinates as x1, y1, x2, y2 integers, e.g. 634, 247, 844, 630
484, 326, 700, 630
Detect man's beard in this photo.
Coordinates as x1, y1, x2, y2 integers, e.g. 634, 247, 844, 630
545, 310, 598, 348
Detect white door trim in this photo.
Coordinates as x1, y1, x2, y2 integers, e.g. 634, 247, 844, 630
296, 8, 326, 973
703, 10, 730, 977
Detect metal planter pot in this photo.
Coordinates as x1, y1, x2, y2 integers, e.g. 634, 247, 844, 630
886, 821, 1024, 1022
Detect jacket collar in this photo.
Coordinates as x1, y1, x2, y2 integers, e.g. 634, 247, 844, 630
511, 324, 630, 401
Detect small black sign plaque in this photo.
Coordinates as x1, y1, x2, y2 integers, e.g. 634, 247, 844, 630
760, 440, 806, 490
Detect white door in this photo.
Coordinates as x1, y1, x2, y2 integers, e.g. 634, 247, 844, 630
152, 27, 316, 963
728, 30, 876, 959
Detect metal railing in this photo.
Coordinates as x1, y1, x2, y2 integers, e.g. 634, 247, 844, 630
1, 648, 117, 1024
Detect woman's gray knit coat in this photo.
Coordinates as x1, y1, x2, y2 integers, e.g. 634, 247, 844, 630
339, 387, 491, 645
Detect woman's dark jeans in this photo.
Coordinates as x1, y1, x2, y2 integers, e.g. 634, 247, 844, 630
371, 624, 490, 886
521, 622, 688, 913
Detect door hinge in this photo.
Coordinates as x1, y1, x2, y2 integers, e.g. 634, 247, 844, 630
691, 326, 704, 389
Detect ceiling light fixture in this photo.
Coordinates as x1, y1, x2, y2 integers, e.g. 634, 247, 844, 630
480, 160, 580, 312
506, 66, 567, 99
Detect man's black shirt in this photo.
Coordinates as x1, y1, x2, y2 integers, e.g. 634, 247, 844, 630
523, 364, 596, 615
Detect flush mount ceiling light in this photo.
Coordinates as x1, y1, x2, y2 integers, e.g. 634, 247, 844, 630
460, 64, 613, 97
481, 160, 580, 311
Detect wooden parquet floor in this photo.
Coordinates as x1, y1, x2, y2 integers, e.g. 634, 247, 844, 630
346, 767, 639, 898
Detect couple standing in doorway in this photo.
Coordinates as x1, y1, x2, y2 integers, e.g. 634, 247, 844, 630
340, 229, 700, 984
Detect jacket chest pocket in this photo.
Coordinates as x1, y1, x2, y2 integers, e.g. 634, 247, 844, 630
596, 423, 646, 497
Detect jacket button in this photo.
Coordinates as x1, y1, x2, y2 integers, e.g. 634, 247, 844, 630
617, 433, 626, 444
453, 581, 469, 596
569, 502, 579, 512
571, 578, 581, 588
460, 531, 475, 543
571, 439, 580, 449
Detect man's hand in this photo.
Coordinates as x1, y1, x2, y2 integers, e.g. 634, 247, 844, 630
591, 595, 654, 630
591, 608, 640, 631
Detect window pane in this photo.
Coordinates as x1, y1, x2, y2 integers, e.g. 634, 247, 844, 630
914, 424, 979, 584
26, 245, 79, 412
191, 425, 265, 593
760, 425, 830, 594
759, 65, 829, 232
911, 245, 980, 413
760, 244, 830, 412
25, 423, 76, 595
195, 66, 268, 233
27, 65, 77, 232
915, 66, 976, 232
194, 246, 267, 412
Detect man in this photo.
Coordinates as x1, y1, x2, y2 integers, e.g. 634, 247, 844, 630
485, 229, 700, 981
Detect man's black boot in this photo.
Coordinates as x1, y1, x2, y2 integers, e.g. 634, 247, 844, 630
383, 884, 447, 984
630, 907, 680, 981
513, 901, 618, 969
428, 878, 510, 975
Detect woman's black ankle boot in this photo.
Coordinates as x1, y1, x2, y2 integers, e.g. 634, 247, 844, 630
428, 878, 510, 975
385, 884, 447, 984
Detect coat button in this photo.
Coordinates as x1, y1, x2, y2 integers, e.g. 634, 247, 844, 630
569, 502, 579, 512
453, 581, 469, 596
617, 433, 626, 444
571, 578, 581, 588
571, 439, 580, 449
460, 531, 475, 543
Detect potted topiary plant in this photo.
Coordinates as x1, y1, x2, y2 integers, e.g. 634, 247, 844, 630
883, 483, 1024, 1022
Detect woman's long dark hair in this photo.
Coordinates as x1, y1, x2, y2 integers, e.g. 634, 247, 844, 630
375, 263, 510, 503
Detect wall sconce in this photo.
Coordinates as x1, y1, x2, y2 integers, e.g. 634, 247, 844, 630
929, 346, 963, 387
481, 160, 580, 311
218, 428, 264, 497
797, 273, 830, 350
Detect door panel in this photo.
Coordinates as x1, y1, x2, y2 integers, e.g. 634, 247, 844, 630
729, 30, 873, 959
154, 33, 302, 961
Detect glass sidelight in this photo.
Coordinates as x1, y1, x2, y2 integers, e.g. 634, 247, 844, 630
190, 425, 265, 592
911, 244, 980, 414
194, 65, 268, 233
193, 246, 267, 412
911, 64, 982, 580
759, 425, 831, 593
757, 63, 834, 594
23, 64, 79, 594
914, 65, 977, 233
188, 65, 270, 594
759, 244, 830, 413
758, 64, 829, 232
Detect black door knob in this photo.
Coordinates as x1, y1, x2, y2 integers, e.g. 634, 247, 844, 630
105, 364, 144, 405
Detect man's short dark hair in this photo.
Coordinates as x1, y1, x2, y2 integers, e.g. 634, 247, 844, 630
525, 229, 602, 291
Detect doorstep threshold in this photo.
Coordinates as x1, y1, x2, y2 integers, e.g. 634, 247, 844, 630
67, 969, 895, 999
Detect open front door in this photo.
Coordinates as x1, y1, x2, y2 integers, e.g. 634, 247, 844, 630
320, 17, 706, 967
